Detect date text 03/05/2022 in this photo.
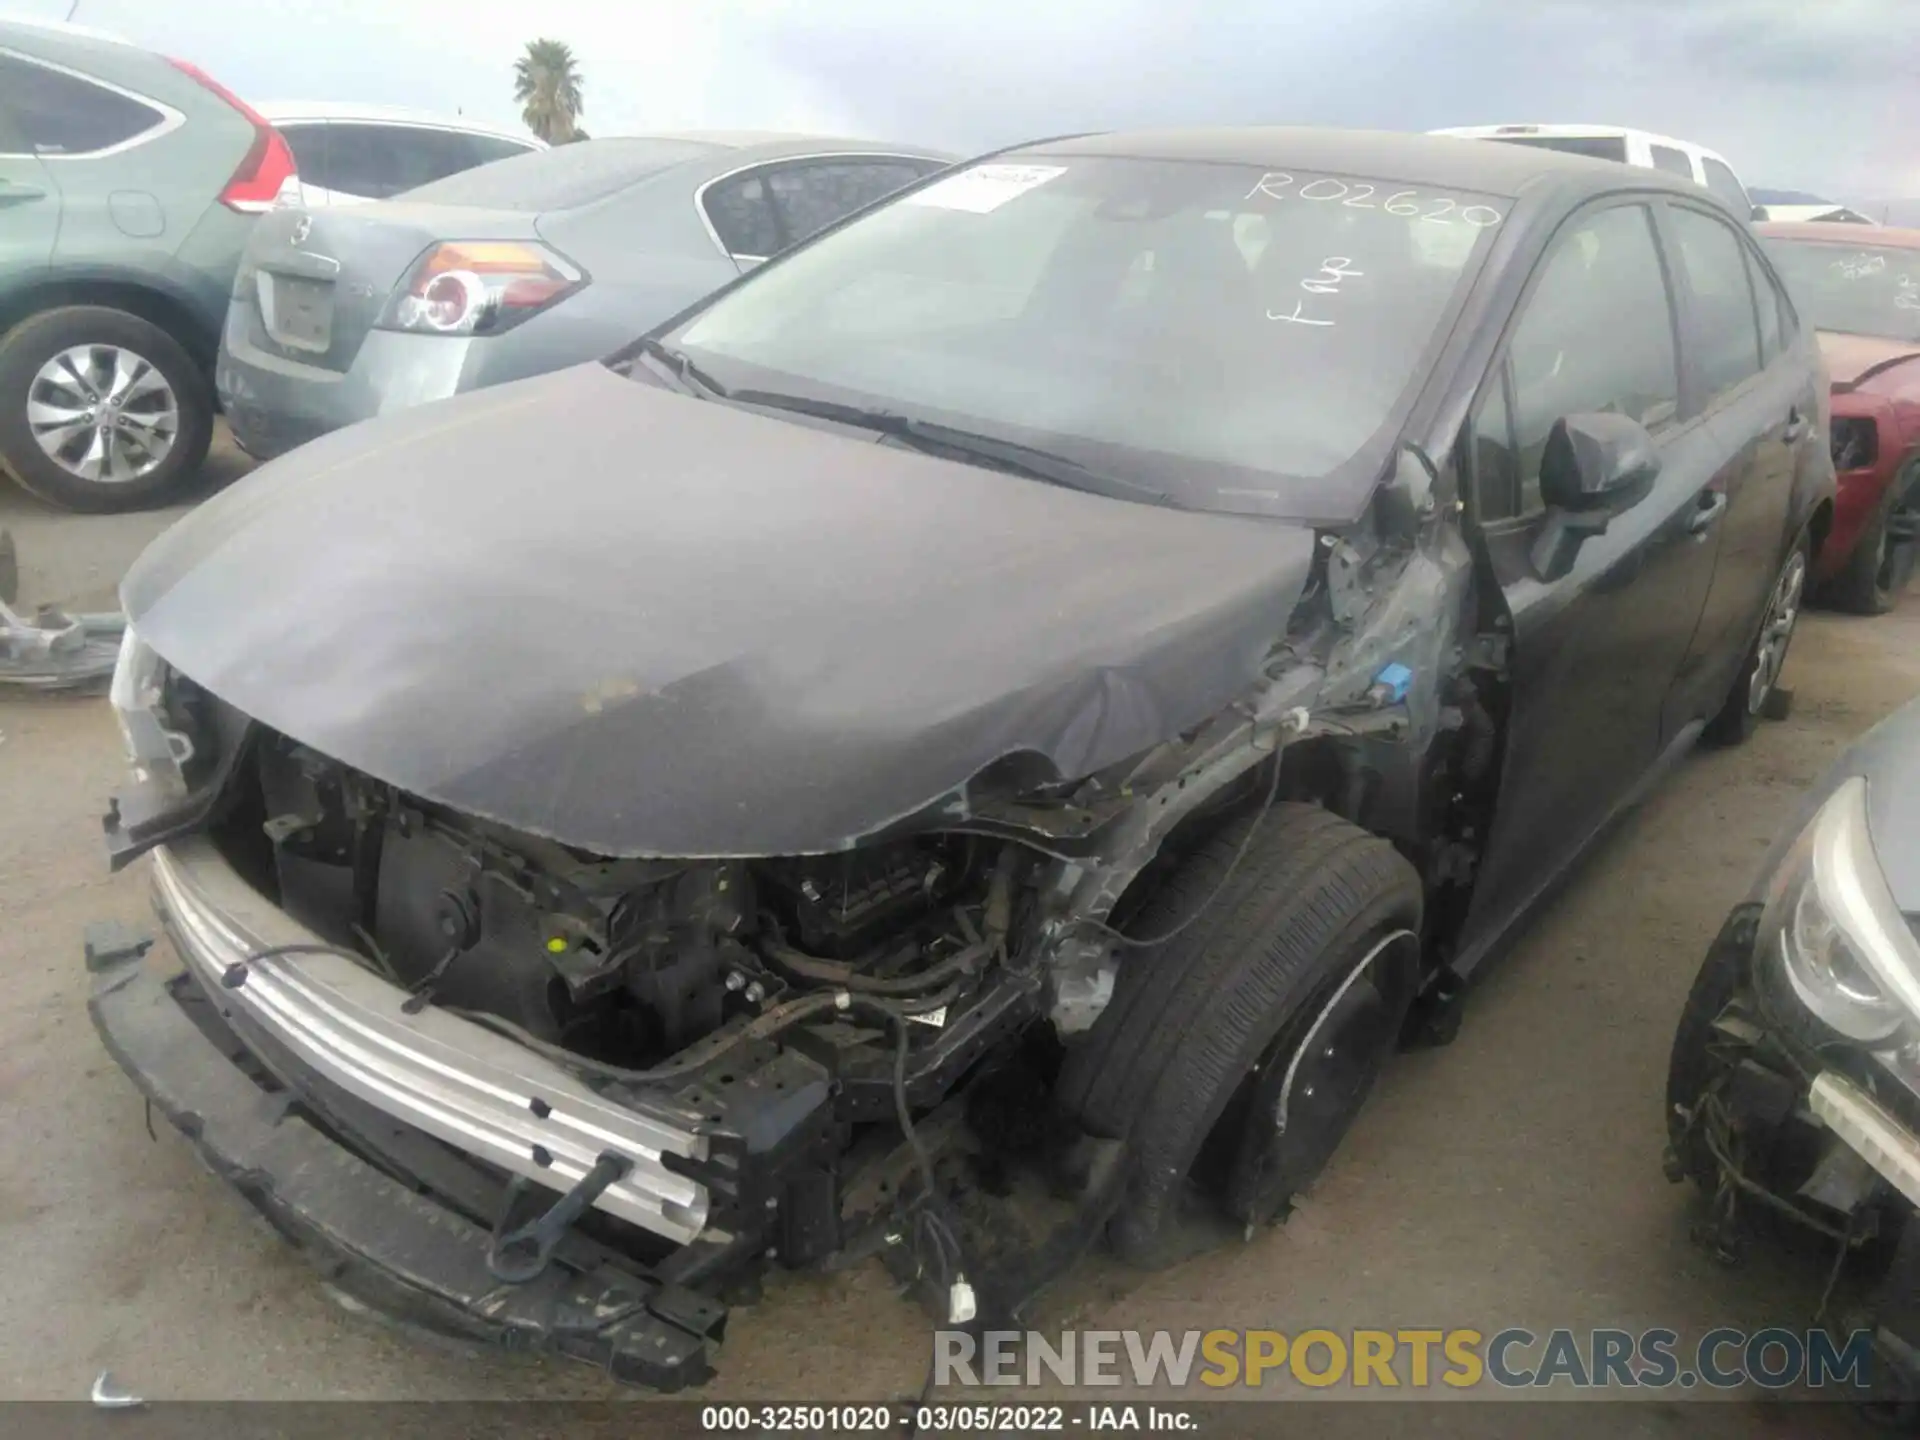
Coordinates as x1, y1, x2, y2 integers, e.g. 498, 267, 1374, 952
698, 1403, 1197, 1433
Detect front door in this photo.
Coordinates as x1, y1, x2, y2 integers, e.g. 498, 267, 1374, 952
1460, 199, 1728, 947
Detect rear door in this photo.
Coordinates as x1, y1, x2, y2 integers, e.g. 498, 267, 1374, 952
0, 63, 60, 283
1461, 198, 1725, 939
1657, 202, 1803, 734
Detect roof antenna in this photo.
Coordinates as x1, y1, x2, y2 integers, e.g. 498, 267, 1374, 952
64, 0, 81, 18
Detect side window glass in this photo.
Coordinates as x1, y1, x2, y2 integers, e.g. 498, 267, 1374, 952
277, 123, 330, 191
767, 161, 927, 248
467, 134, 534, 167
1650, 144, 1693, 177
702, 171, 781, 260
3, 56, 164, 155
1470, 372, 1522, 522
1701, 159, 1750, 214
1507, 204, 1680, 511
1669, 207, 1764, 404
387, 128, 481, 191
1745, 246, 1782, 365
321, 123, 397, 198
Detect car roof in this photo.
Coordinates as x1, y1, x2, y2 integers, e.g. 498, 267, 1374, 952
1428, 123, 1735, 164
253, 101, 543, 144
1014, 126, 1711, 202
0, 14, 142, 49
1758, 221, 1920, 250
670, 130, 953, 161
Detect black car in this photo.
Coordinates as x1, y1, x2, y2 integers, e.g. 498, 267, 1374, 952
1667, 695, 1920, 1402
89, 127, 1832, 1387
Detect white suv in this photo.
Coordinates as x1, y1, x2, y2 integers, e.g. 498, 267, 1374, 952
256, 102, 544, 207
1429, 124, 1755, 217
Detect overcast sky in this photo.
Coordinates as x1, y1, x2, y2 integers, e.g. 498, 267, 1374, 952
16, 0, 1919, 201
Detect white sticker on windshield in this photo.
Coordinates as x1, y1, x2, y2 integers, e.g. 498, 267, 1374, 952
906, 163, 1067, 214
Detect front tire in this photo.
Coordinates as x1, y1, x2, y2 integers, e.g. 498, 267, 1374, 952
0, 306, 212, 513
1702, 538, 1808, 748
1056, 803, 1422, 1267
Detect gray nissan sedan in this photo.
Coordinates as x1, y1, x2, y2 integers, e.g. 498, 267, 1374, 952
214, 132, 950, 459
1668, 693, 1920, 1402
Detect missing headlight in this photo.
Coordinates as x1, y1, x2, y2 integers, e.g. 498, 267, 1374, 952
1831, 416, 1879, 473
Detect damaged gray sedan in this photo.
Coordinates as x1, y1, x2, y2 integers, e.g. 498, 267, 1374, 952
88, 128, 1833, 1387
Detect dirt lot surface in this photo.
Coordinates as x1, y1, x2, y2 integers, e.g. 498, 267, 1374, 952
3, 452, 1919, 1427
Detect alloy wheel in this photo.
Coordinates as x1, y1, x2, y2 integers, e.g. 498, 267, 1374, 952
26, 344, 180, 486
1747, 550, 1806, 716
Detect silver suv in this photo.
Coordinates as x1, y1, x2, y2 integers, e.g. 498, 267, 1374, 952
0, 17, 293, 512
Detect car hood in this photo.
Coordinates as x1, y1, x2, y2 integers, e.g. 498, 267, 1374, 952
1747, 695, 1920, 916
1817, 331, 1920, 393
1853, 699, 1920, 914
124, 364, 1319, 857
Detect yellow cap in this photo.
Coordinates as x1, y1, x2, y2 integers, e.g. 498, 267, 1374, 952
546, 937, 567, 954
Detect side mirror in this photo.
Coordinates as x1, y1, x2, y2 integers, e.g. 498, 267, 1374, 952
1751, 204, 1769, 222
1531, 413, 1661, 581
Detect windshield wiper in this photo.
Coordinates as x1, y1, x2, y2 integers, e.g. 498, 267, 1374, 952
632, 337, 730, 399
727, 388, 1176, 508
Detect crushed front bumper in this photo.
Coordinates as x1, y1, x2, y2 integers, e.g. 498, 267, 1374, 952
148, 837, 712, 1243
87, 953, 726, 1387
83, 837, 752, 1387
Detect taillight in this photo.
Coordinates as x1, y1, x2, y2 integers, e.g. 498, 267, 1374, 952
165, 58, 297, 213
376, 242, 586, 337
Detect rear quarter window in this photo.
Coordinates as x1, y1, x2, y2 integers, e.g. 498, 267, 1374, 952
0, 53, 168, 156
1493, 134, 1630, 164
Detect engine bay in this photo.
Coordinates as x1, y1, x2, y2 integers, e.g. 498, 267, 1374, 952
230, 733, 1033, 1075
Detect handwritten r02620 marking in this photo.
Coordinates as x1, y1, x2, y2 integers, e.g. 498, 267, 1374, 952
1243, 172, 1504, 227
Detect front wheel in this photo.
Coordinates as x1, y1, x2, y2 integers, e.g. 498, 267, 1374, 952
1702, 538, 1808, 748
0, 306, 213, 513
1055, 803, 1422, 1267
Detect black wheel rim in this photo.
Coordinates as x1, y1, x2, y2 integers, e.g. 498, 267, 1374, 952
1878, 500, 1919, 602
1221, 933, 1417, 1223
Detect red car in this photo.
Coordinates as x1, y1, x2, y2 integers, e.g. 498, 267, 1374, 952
1757, 223, 1920, 613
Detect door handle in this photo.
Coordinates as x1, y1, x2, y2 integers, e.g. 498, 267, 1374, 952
1688, 489, 1729, 536
1783, 409, 1808, 443
0, 182, 47, 205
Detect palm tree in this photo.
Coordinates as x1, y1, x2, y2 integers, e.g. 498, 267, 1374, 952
513, 39, 584, 145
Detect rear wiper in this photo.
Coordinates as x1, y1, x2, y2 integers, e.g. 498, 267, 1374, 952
632, 337, 729, 399
728, 389, 1176, 508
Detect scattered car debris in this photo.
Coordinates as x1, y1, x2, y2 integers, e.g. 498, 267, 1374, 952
0, 531, 127, 691
89, 1371, 143, 1409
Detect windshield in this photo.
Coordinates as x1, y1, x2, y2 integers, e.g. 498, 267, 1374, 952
1763, 238, 1920, 344
662, 155, 1507, 520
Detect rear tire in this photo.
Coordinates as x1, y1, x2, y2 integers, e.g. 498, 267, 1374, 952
0, 306, 212, 513
1056, 803, 1422, 1267
1702, 537, 1808, 748
1826, 468, 1920, 616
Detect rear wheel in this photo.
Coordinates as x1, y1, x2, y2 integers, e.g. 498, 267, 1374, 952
1056, 803, 1422, 1267
0, 306, 212, 513
1702, 538, 1807, 748
1827, 469, 1920, 616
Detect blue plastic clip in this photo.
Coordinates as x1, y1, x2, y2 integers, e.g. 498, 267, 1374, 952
1370, 662, 1414, 706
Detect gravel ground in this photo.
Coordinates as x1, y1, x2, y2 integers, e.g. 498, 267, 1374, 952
3, 454, 1918, 1427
